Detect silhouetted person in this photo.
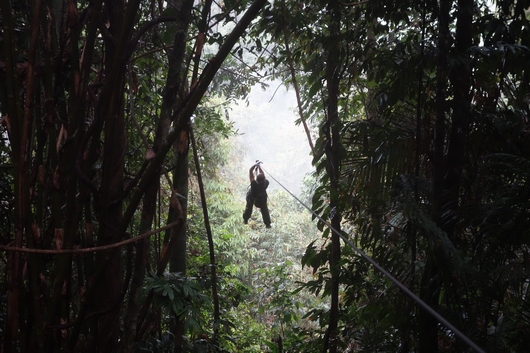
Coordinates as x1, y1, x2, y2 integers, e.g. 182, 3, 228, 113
243, 163, 271, 228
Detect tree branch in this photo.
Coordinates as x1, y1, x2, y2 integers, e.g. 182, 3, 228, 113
281, 0, 315, 156
126, 16, 177, 59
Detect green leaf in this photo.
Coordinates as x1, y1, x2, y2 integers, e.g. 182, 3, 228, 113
308, 79, 322, 98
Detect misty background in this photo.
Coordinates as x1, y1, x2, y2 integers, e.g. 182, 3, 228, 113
229, 80, 315, 196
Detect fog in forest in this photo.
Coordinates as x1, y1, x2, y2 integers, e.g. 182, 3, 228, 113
230, 81, 315, 196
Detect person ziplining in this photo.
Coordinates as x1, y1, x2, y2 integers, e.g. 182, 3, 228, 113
243, 161, 271, 228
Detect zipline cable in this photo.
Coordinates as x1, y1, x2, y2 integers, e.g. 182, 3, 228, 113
260, 165, 486, 353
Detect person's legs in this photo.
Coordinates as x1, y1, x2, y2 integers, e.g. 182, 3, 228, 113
243, 194, 254, 223
260, 203, 271, 228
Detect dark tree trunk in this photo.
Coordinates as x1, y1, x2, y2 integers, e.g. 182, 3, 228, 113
96, 56, 126, 353
444, 0, 473, 349
122, 1, 194, 349
2, 0, 30, 350
446, 0, 473, 235
169, 147, 189, 353
190, 124, 221, 343
94, 0, 128, 349
419, 0, 451, 352
420, 1, 473, 352
322, 1, 341, 352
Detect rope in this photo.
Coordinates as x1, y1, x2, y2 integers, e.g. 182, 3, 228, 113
260, 166, 486, 353
0, 220, 181, 255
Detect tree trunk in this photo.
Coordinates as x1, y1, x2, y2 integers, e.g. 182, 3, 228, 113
419, 0, 451, 351
322, 1, 341, 352
169, 146, 189, 352
444, 0, 473, 349
446, 0, 473, 236
94, 0, 128, 349
1, 0, 29, 350
419, 0, 473, 350
190, 125, 221, 343
280, 0, 315, 156
121, 0, 194, 349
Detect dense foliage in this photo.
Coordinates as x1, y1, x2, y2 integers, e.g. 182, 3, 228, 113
1, 0, 530, 352
0, 0, 271, 351
256, 0, 530, 352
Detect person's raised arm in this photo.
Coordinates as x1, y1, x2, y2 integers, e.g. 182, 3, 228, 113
249, 165, 256, 182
